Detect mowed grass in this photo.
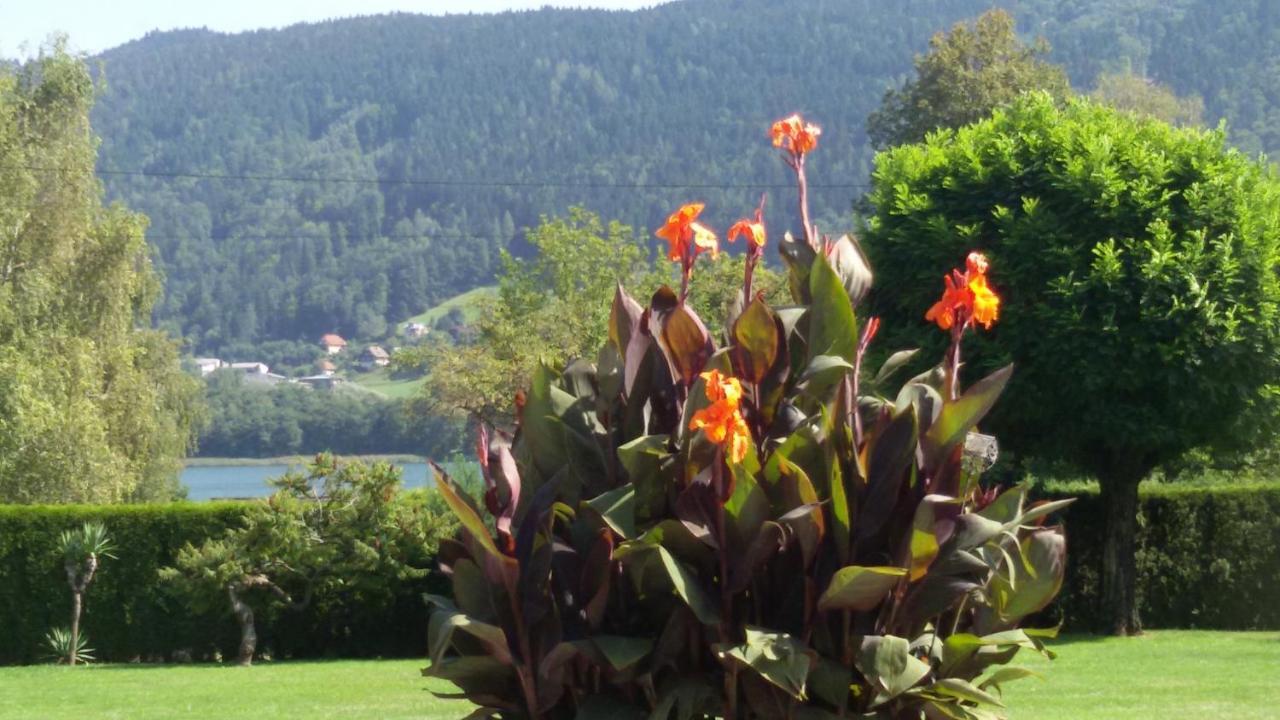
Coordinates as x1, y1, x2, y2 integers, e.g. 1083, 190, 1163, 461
2, 631, 1276, 719
350, 367, 426, 399
0, 659, 467, 720
403, 285, 496, 327
1004, 630, 1280, 719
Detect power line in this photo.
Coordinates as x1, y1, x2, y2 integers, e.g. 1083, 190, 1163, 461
5, 164, 872, 191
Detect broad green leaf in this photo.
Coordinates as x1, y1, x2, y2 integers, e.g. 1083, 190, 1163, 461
732, 297, 781, 384
950, 514, 1005, 550
874, 349, 920, 386
779, 232, 817, 304
726, 464, 768, 547
716, 627, 813, 700
433, 468, 503, 563
807, 253, 858, 365
657, 546, 720, 625
523, 363, 574, 479
610, 283, 643, 356
858, 406, 918, 540
586, 485, 636, 539
989, 528, 1066, 623
427, 609, 512, 666
1007, 498, 1076, 530
923, 365, 1013, 468
977, 666, 1042, 691
858, 634, 931, 700
927, 678, 1006, 708
592, 635, 653, 672
799, 354, 854, 398
817, 565, 907, 611
829, 457, 852, 564
910, 496, 960, 581
827, 234, 874, 307
655, 300, 713, 387
977, 483, 1027, 524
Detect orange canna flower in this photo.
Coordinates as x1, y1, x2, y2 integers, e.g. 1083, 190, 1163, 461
924, 275, 965, 331
728, 218, 767, 249
770, 114, 821, 156
968, 274, 1000, 329
925, 252, 1001, 332
656, 203, 719, 261
689, 369, 751, 464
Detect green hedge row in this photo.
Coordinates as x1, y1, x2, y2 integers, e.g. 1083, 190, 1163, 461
1042, 482, 1280, 630
0, 502, 442, 665
3, 483, 1277, 664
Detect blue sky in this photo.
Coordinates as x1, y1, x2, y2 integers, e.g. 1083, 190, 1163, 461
1, 0, 665, 58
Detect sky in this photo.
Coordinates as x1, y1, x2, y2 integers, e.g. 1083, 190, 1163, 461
1, 0, 664, 58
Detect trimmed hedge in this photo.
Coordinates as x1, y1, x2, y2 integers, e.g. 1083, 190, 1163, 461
3, 484, 1277, 664
0, 502, 442, 665
1043, 482, 1280, 631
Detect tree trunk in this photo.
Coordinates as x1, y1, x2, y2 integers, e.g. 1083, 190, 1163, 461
69, 590, 82, 666
228, 583, 256, 666
1100, 473, 1142, 635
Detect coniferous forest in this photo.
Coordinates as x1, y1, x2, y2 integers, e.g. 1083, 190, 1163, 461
83, 0, 1280, 357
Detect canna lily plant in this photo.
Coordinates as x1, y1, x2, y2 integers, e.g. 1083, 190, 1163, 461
425, 114, 1071, 720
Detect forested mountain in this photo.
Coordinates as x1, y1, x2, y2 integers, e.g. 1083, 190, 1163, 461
82, 0, 1280, 355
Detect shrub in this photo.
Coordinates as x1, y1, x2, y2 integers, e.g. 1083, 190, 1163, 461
865, 92, 1280, 634
1044, 482, 1280, 630
160, 455, 454, 666
424, 115, 1069, 719
0, 487, 450, 665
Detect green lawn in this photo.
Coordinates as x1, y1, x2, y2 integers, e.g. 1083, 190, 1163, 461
2, 631, 1276, 719
403, 285, 496, 327
350, 367, 426, 399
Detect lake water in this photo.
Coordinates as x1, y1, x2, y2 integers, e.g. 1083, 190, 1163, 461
181, 461, 432, 501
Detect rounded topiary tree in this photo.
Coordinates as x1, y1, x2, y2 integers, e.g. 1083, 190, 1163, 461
864, 93, 1280, 635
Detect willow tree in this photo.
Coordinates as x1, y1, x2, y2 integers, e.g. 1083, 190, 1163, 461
0, 43, 203, 503
865, 93, 1280, 634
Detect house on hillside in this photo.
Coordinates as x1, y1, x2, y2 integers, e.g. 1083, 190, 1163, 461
194, 358, 225, 377
298, 375, 344, 391
229, 362, 270, 375
360, 345, 391, 370
229, 362, 286, 386
316, 359, 337, 377
320, 333, 347, 354
403, 322, 429, 340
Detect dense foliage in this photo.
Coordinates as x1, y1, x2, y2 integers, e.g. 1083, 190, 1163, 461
0, 478, 453, 665
0, 502, 250, 664
864, 93, 1280, 634
403, 208, 787, 425
0, 47, 203, 504
424, 118, 1069, 719
73, 0, 1280, 358
197, 370, 459, 458
865, 9, 1071, 149
160, 456, 453, 665
2, 481, 1274, 666
1044, 482, 1280, 632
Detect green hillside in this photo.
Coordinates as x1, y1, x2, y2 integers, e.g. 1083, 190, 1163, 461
79, 0, 1280, 356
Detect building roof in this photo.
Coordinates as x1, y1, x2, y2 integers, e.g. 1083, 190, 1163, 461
363, 345, 390, 359
320, 333, 347, 347
317, 359, 337, 371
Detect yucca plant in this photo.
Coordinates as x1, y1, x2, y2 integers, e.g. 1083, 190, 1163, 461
43, 626, 95, 665
425, 114, 1071, 719
58, 522, 116, 666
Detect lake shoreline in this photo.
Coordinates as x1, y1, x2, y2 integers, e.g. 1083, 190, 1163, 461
184, 454, 428, 467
